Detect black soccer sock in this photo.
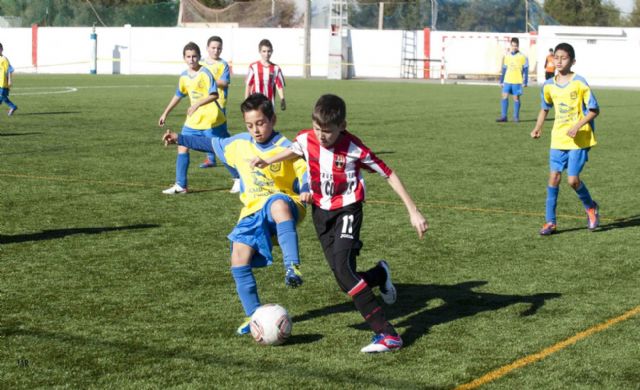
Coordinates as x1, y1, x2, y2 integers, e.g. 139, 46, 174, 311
349, 280, 396, 335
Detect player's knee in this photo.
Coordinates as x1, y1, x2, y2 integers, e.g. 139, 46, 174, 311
269, 199, 293, 222
548, 172, 562, 187
567, 176, 581, 189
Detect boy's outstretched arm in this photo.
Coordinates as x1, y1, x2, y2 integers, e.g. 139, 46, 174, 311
159, 96, 181, 127
530, 109, 549, 139
386, 172, 428, 239
566, 109, 598, 138
250, 148, 299, 168
187, 93, 218, 117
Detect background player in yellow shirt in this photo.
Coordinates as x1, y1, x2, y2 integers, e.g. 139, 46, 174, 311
158, 42, 228, 194
531, 43, 600, 235
162, 93, 308, 335
497, 37, 528, 123
0, 42, 18, 116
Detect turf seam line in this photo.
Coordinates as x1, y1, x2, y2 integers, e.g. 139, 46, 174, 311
454, 305, 640, 390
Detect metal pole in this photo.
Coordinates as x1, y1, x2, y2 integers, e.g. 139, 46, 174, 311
303, 0, 311, 78
431, 0, 438, 30
378, 2, 384, 30
525, 0, 529, 32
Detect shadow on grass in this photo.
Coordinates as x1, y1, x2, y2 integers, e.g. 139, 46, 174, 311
16, 111, 81, 116
293, 281, 561, 348
0, 224, 160, 244
0, 132, 44, 137
554, 214, 640, 235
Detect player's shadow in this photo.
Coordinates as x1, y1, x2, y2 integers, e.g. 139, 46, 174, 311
293, 281, 561, 348
0, 224, 160, 244
0, 132, 44, 137
553, 214, 640, 235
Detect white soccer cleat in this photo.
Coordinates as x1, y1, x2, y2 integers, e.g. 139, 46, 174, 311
229, 178, 241, 194
162, 183, 188, 195
360, 333, 403, 353
378, 260, 397, 305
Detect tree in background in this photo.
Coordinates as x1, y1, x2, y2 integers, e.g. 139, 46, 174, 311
544, 0, 621, 26
629, 0, 640, 25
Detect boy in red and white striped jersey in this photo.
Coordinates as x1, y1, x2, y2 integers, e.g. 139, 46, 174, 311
245, 39, 286, 111
252, 94, 428, 353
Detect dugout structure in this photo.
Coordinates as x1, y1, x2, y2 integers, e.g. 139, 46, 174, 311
438, 33, 537, 84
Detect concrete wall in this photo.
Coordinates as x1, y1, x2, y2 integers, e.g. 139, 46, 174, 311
1, 25, 639, 87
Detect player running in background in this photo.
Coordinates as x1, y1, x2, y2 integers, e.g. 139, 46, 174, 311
199, 36, 231, 171
0, 42, 18, 116
245, 39, 286, 111
252, 94, 428, 353
158, 42, 236, 194
497, 37, 528, 123
162, 93, 308, 335
531, 43, 600, 236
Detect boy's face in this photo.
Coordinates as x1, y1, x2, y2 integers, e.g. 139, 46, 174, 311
510, 42, 519, 52
207, 41, 222, 60
554, 49, 574, 74
259, 46, 273, 62
244, 109, 275, 143
183, 49, 200, 70
312, 121, 346, 148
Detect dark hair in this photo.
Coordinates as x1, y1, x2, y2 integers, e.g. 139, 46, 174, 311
549, 48, 553, 52
241, 93, 275, 120
0, 42, 3, 50
510, 37, 519, 45
554, 42, 575, 61
207, 36, 222, 46
183, 41, 201, 57
259, 39, 273, 50
312, 94, 346, 127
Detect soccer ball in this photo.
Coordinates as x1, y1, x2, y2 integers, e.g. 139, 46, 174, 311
250, 304, 292, 346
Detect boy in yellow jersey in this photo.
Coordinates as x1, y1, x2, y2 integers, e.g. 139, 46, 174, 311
0, 42, 18, 116
162, 93, 308, 335
497, 37, 528, 123
531, 43, 600, 235
198, 36, 233, 173
158, 42, 231, 194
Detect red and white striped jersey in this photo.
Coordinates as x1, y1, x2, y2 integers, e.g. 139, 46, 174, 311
245, 61, 285, 103
291, 129, 393, 210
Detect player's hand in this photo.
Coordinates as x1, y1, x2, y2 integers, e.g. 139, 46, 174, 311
162, 129, 178, 146
410, 209, 428, 239
187, 105, 198, 116
566, 126, 579, 138
250, 156, 269, 169
158, 116, 166, 127
530, 128, 542, 139
300, 192, 313, 204
280, 99, 286, 111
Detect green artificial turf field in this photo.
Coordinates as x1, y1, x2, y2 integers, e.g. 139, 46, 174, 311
1, 75, 639, 389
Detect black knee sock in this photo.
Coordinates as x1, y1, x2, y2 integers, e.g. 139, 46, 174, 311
351, 281, 396, 335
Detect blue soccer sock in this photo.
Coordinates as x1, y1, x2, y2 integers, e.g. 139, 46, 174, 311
176, 152, 189, 188
276, 219, 300, 267
206, 152, 216, 165
500, 98, 509, 119
223, 162, 240, 179
575, 182, 595, 209
231, 265, 261, 317
546, 186, 559, 224
514, 100, 521, 120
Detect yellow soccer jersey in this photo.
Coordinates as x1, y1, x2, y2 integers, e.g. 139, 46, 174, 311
502, 51, 528, 85
541, 74, 599, 150
0, 56, 12, 89
176, 67, 225, 130
213, 132, 308, 220
200, 58, 230, 110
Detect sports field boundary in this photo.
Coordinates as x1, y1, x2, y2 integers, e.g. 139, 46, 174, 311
454, 305, 640, 389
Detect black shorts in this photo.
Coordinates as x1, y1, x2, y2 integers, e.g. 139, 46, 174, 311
312, 202, 364, 257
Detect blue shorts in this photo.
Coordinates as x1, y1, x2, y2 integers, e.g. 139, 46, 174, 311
502, 83, 523, 96
181, 122, 230, 139
228, 194, 300, 268
0, 88, 10, 99
549, 149, 590, 176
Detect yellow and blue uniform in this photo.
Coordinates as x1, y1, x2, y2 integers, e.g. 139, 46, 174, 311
200, 58, 230, 111
177, 130, 308, 319
541, 74, 598, 150
540, 73, 600, 226
0, 56, 17, 111
176, 67, 225, 130
498, 50, 529, 121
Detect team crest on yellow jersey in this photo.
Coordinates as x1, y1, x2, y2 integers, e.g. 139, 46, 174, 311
269, 162, 282, 173
570, 91, 578, 100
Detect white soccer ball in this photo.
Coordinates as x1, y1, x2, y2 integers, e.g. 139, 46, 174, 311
250, 304, 292, 346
